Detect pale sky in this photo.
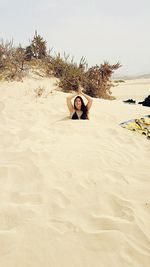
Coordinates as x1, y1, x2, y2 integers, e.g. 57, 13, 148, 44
0, 0, 150, 75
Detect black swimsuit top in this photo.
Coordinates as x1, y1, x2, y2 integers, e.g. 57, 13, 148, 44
71, 111, 87, 120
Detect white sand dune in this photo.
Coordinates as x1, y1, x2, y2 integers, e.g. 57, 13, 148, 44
111, 78, 150, 101
0, 77, 150, 267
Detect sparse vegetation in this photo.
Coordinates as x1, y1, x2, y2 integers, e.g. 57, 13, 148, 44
31, 31, 47, 59
83, 62, 121, 99
113, 80, 125, 83
57, 56, 87, 92
0, 31, 122, 99
34, 85, 55, 99
34, 85, 46, 98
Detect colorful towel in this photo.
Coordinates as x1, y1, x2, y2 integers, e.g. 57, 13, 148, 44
119, 115, 150, 139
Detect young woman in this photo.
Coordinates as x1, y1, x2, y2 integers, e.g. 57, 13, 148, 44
66, 84, 93, 120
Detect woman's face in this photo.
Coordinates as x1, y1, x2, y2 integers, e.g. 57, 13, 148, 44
75, 98, 82, 110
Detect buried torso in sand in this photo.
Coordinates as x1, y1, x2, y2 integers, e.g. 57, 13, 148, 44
66, 84, 93, 120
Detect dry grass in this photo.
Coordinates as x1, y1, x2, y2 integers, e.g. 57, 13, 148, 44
34, 85, 55, 99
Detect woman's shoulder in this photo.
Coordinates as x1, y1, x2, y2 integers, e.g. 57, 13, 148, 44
70, 109, 75, 114
70, 109, 76, 117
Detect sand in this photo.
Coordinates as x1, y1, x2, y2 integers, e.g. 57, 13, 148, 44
0, 77, 150, 267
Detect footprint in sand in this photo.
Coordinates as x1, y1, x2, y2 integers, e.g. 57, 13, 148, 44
0, 206, 35, 231
90, 192, 134, 222
0, 157, 43, 192
107, 194, 135, 221
105, 170, 129, 184
47, 188, 71, 208
49, 219, 78, 233
10, 192, 43, 205
46, 189, 72, 231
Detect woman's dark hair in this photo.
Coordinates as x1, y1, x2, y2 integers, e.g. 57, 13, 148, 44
74, 96, 88, 119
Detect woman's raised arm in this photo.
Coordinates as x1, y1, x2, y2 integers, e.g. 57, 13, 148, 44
66, 92, 78, 112
79, 90, 93, 110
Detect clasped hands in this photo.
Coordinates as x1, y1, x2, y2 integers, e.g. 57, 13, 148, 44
77, 86, 84, 95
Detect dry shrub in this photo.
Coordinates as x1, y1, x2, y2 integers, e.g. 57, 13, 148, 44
0, 31, 48, 81
113, 80, 125, 83
0, 40, 25, 81
53, 55, 87, 92
56, 59, 121, 99
50, 53, 70, 78
0, 32, 122, 99
34, 85, 45, 97
26, 58, 53, 77
34, 85, 55, 99
83, 62, 121, 99
31, 31, 47, 59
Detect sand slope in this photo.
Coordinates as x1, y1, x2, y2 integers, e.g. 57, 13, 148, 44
0, 78, 150, 267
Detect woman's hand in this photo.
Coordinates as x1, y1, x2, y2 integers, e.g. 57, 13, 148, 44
77, 86, 83, 94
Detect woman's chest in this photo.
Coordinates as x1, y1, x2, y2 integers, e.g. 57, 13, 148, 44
76, 110, 83, 119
